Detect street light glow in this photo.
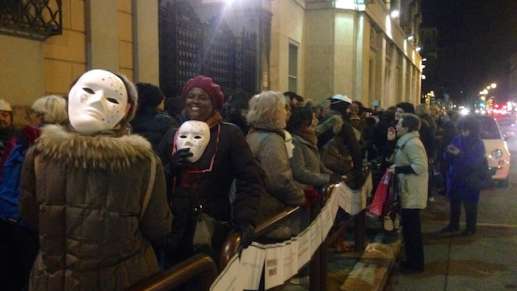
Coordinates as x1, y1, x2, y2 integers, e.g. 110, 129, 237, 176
491, 83, 497, 89
390, 10, 400, 18
416, 46, 422, 52
407, 35, 414, 41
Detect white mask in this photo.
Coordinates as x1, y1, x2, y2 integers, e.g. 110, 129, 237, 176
284, 130, 294, 159
175, 121, 210, 163
68, 69, 128, 134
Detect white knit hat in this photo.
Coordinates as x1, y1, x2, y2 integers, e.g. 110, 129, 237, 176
330, 94, 352, 104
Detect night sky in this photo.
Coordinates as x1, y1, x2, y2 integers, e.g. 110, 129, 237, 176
422, 0, 517, 103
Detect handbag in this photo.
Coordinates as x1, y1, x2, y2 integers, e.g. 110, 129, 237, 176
368, 171, 392, 216
464, 157, 491, 190
320, 138, 354, 175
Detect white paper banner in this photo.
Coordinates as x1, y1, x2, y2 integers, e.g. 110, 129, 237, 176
210, 174, 372, 291
240, 244, 266, 290
264, 243, 286, 289
210, 255, 243, 291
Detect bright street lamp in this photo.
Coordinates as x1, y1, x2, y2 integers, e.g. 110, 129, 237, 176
490, 83, 497, 89
416, 46, 422, 52
390, 10, 400, 18
407, 35, 414, 41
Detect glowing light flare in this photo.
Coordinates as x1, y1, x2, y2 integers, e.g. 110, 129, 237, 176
385, 15, 393, 39
459, 107, 470, 116
390, 10, 400, 18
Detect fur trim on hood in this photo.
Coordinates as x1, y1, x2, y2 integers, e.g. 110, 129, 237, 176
35, 125, 153, 170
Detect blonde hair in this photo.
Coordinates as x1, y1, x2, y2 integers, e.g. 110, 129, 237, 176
247, 91, 286, 130
31, 95, 68, 124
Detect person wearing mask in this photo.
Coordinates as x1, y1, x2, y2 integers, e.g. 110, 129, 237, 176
246, 91, 306, 239
0, 95, 67, 291
19, 69, 172, 290
158, 75, 262, 264
388, 113, 428, 273
440, 116, 486, 236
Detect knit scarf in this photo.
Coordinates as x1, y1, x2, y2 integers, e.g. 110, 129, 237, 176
205, 111, 223, 128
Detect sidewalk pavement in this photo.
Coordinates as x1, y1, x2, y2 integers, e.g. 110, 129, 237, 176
387, 195, 517, 291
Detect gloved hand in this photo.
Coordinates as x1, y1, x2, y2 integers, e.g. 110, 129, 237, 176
303, 187, 321, 208
235, 223, 255, 256
329, 173, 344, 184
170, 148, 193, 173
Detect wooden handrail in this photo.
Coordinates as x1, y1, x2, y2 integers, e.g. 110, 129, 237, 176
127, 254, 218, 291
218, 206, 301, 269
219, 185, 337, 270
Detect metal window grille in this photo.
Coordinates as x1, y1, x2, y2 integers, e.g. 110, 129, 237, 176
0, 0, 62, 41
159, 0, 258, 98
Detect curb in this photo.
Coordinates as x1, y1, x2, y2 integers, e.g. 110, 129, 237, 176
340, 234, 402, 291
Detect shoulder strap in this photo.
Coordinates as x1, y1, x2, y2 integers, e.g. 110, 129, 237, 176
33, 154, 41, 178
140, 155, 156, 220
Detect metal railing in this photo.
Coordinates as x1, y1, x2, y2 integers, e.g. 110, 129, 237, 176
128, 254, 218, 291
218, 185, 367, 291
129, 185, 368, 291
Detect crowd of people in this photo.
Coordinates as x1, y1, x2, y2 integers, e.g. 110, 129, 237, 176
0, 70, 489, 290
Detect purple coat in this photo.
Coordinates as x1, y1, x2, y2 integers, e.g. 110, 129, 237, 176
445, 135, 486, 203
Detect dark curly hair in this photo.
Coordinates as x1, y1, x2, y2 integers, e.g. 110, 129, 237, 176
287, 104, 315, 132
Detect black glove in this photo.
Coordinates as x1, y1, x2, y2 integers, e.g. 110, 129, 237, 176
329, 173, 343, 184
170, 148, 193, 173
235, 223, 255, 256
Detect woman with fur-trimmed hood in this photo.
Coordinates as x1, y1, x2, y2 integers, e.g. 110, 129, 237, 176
19, 69, 172, 291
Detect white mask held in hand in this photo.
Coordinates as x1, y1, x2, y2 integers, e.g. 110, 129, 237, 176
175, 121, 210, 162
68, 69, 128, 134
284, 130, 295, 159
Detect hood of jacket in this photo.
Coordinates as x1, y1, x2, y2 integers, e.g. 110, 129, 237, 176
35, 124, 153, 170
396, 131, 420, 148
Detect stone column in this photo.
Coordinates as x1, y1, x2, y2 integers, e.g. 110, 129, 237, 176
133, 0, 159, 84
86, 0, 119, 71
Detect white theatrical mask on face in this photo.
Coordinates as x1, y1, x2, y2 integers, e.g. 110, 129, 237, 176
175, 121, 210, 163
68, 69, 128, 134
284, 130, 294, 159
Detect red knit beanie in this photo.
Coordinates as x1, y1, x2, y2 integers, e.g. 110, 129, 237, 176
181, 75, 225, 110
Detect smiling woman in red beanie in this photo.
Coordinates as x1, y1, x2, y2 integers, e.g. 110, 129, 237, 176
158, 75, 263, 266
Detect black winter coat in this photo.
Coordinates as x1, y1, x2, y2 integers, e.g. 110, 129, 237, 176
158, 120, 263, 260
131, 108, 176, 152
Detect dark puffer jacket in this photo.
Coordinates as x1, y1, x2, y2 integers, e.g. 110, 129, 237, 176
20, 125, 172, 291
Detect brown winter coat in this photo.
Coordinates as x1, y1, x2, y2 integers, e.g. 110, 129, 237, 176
19, 125, 172, 291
